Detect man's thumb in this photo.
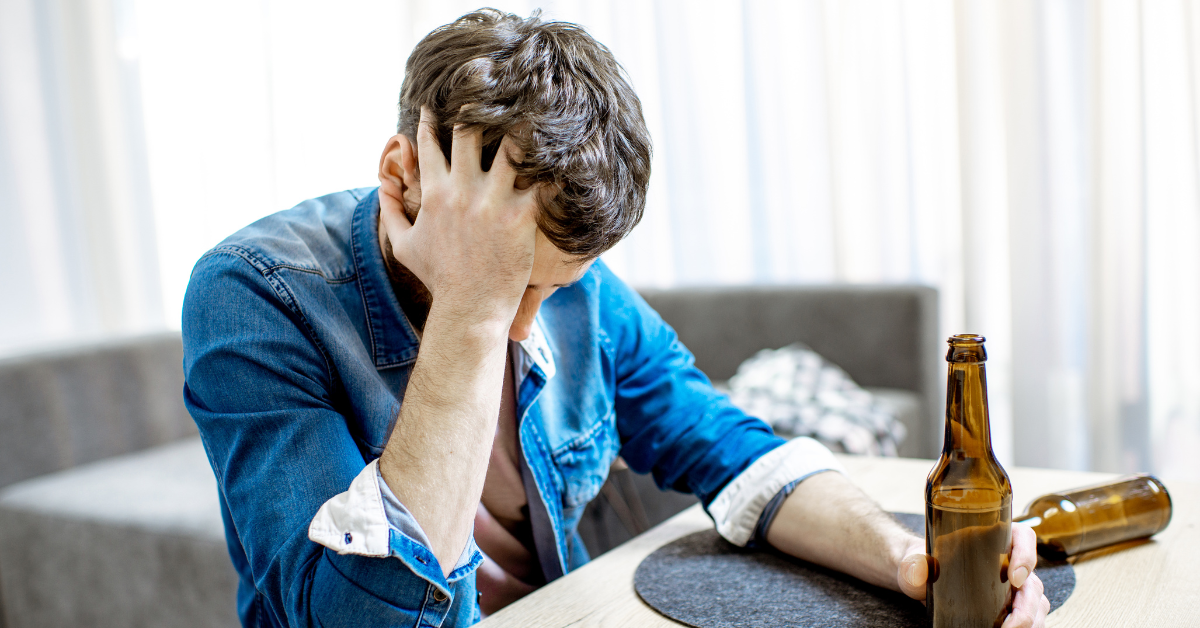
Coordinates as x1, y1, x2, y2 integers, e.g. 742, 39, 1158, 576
899, 553, 928, 601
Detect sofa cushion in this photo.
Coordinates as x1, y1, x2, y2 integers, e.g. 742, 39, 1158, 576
0, 437, 236, 628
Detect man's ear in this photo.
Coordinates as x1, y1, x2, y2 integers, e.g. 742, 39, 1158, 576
378, 134, 420, 222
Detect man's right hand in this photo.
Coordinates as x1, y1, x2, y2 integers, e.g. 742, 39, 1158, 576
378, 106, 540, 326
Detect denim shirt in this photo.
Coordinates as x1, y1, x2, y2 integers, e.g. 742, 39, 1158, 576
182, 188, 843, 627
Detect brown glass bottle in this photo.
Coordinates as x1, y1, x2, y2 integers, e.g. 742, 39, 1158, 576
926, 335, 1013, 628
1014, 474, 1172, 559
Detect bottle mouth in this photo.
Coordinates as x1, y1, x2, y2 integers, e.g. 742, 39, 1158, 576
946, 334, 987, 362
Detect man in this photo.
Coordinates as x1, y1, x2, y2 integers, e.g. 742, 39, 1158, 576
182, 9, 1049, 628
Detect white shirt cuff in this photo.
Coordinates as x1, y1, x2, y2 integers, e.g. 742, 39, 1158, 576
309, 459, 392, 556
308, 460, 477, 572
706, 436, 846, 547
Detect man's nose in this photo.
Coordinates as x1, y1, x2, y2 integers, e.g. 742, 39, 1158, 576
508, 291, 544, 342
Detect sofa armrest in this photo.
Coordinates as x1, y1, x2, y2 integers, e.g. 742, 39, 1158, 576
0, 332, 196, 490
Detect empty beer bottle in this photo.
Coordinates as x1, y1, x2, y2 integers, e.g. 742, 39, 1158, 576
926, 334, 1012, 628
1014, 474, 1172, 559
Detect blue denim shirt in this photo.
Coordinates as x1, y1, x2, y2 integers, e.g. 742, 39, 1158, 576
182, 188, 841, 627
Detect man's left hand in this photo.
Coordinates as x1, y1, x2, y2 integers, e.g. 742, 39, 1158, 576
896, 521, 1051, 628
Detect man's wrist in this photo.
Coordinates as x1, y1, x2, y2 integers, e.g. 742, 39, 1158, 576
426, 293, 519, 338
420, 299, 515, 350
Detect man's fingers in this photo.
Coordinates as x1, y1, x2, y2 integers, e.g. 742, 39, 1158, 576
450, 122, 483, 175
1009, 523, 1037, 589
488, 134, 525, 191
1001, 573, 1047, 628
1001, 525, 1044, 627
416, 106, 448, 178
379, 192, 412, 230
378, 179, 416, 265
1038, 588, 1052, 624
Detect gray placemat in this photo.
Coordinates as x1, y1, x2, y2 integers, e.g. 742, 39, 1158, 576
633, 512, 1074, 628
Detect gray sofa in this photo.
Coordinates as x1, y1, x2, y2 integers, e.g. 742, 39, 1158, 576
0, 284, 939, 628
0, 334, 213, 628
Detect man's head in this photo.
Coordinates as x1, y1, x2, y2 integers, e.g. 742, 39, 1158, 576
377, 9, 653, 341
393, 8, 652, 259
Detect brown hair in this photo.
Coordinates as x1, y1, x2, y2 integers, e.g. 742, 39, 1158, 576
398, 8, 651, 259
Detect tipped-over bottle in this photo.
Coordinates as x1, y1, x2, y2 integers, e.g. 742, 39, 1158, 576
1014, 474, 1172, 559
925, 334, 1012, 628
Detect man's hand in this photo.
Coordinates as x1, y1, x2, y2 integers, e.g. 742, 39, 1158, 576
896, 521, 1051, 628
379, 106, 540, 326
767, 472, 1049, 628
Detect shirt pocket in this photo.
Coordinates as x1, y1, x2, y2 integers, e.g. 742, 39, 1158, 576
550, 414, 620, 510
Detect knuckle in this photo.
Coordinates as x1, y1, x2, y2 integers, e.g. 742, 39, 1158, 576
1028, 574, 1044, 595
1008, 607, 1033, 628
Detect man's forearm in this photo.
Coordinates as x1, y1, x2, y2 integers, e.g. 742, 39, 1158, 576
765, 471, 921, 592
378, 298, 512, 576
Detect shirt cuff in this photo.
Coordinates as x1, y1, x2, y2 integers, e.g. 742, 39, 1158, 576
308, 460, 479, 574
706, 436, 845, 547
748, 478, 803, 549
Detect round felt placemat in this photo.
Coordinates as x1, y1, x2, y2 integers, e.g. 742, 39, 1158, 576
634, 512, 1074, 628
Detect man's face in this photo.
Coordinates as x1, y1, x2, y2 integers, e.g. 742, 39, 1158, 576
512, 231, 592, 342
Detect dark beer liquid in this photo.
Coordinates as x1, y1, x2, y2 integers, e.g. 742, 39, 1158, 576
926, 335, 1013, 628
927, 499, 1012, 628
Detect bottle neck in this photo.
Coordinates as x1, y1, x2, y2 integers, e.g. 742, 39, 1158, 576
943, 361, 996, 459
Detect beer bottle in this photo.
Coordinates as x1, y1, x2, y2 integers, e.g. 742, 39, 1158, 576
1014, 474, 1172, 559
926, 334, 1013, 628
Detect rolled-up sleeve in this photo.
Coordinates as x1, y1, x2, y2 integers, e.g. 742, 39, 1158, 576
309, 460, 480, 573
709, 436, 845, 546
595, 263, 843, 542
183, 250, 476, 628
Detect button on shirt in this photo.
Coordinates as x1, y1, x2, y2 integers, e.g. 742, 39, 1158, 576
181, 187, 844, 627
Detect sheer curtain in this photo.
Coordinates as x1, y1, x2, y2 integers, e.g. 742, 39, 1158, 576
0, 0, 163, 354
2, 0, 1198, 479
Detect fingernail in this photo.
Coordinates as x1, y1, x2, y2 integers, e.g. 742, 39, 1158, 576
904, 561, 919, 586
1011, 566, 1029, 587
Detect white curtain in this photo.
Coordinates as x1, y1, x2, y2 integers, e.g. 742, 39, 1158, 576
2, 0, 1199, 480
0, 0, 163, 353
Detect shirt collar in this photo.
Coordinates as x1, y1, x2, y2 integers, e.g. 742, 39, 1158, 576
512, 317, 556, 383
350, 188, 421, 368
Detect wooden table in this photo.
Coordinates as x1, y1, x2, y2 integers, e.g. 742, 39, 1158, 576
480, 455, 1200, 627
